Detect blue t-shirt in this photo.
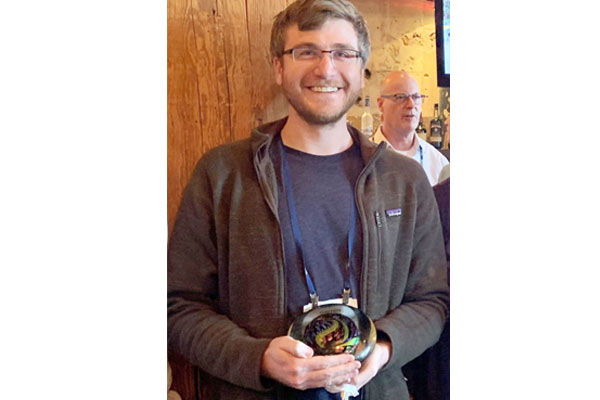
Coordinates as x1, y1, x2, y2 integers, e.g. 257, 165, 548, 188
273, 135, 364, 317
271, 135, 365, 399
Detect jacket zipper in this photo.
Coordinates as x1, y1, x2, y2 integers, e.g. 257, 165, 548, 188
354, 141, 386, 311
254, 141, 287, 332
374, 211, 383, 270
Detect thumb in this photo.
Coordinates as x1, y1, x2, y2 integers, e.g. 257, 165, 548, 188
284, 336, 314, 358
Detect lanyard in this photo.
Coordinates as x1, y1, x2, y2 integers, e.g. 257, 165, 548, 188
280, 143, 357, 308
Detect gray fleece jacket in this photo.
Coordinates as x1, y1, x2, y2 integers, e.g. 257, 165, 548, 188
167, 117, 449, 399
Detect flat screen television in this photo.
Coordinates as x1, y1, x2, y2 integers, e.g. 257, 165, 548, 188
435, 0, 450, 87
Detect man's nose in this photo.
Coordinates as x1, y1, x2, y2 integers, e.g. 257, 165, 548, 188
313, 53, 337, 77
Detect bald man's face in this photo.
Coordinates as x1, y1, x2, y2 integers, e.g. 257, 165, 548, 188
378, 75, 422, 138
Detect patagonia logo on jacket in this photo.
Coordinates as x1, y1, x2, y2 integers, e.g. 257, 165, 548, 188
385, 208, 402, 217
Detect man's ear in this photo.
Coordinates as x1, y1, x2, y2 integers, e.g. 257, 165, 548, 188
273, 57, 283, 86
360, 68, 366, 89
377, 97, 385, 122
377, 97, 384, 112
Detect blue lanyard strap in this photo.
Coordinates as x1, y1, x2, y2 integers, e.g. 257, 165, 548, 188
280, 143, 357, 306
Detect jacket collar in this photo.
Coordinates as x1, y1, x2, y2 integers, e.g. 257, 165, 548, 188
251, 116, 385, 165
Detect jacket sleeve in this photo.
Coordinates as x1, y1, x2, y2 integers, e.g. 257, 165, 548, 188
373, 172, 450, 370
167, 158, 272, 392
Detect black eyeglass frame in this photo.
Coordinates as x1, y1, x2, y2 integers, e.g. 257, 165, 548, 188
380, 93, 428, 104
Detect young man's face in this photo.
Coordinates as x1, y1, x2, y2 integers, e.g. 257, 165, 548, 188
273, 18, 365, 126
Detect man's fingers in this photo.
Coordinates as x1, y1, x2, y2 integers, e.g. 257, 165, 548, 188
350, 341, 390, 389
302, 358, 361, 389
305, 353, 357, 369
351, 365, 376, 390
350, 352, 378, 389
261, 335, 363, 390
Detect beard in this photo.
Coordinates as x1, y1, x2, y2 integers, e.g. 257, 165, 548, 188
281, 80, 361, 126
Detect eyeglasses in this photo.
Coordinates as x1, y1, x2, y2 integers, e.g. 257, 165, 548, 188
282, 47, 362, 65
380, 93, 427, 105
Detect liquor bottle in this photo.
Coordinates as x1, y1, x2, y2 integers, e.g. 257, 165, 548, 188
416, 113, 427, 141
442, 103, 450, 150
429, 103, 443, 150
361, 96, 374, 139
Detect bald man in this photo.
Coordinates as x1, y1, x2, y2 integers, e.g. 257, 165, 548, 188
373, 71, 449, 185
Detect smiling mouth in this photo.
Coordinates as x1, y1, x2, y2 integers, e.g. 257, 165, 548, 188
309, 86, 341, 92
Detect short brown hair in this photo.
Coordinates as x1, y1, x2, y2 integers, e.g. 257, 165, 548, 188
270, 0, 371, 66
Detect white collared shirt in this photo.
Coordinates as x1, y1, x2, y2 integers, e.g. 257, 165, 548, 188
373, 125, 449, 186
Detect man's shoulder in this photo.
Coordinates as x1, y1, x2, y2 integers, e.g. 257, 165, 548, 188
375, 144, 430, 183
417, 138, 449, 165
203, 136, 253, 159
200, 117, 285, 166
192, 138, 252, 177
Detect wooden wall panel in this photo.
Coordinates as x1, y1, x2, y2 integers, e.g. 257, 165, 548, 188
215, 0, 254, 142
190, 0, 231, 153
245, 0, 289, 134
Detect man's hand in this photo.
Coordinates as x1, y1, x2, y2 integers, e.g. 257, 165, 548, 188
350, 341, 391, 390
260, 336, 361, 390
323, 340, 392, 393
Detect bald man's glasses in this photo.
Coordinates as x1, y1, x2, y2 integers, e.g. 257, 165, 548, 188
380, 93, 427, 105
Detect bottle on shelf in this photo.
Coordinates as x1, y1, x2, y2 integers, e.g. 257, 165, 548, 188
429, 103, 443, 150
442, 101, 450, 150
361, 95, 374, 140
416, 113, 427, 142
